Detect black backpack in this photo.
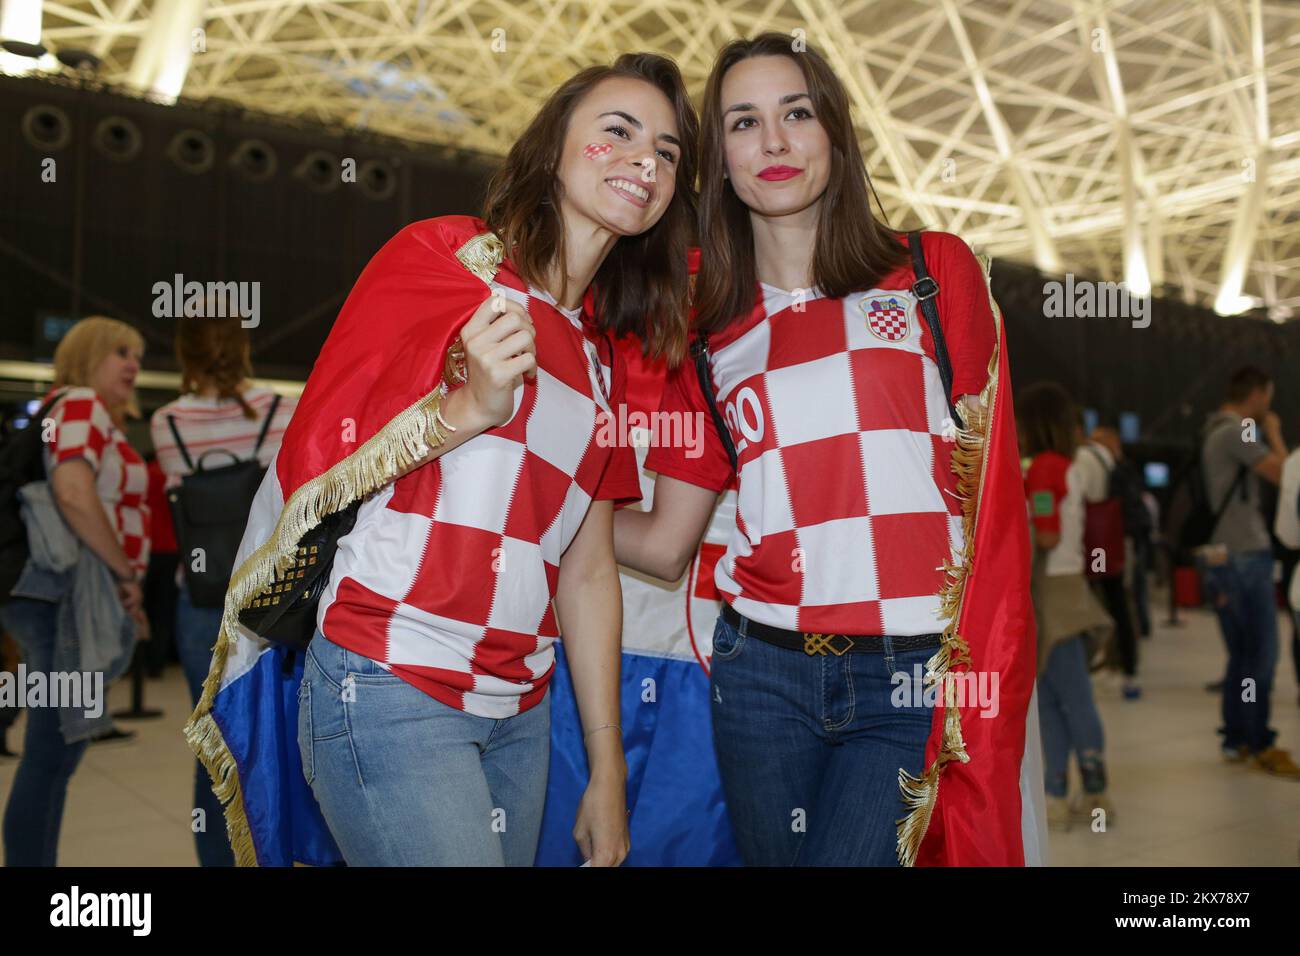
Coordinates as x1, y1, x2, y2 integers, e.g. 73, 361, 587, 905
1167, 421, 1246, 561
1108, 458, 1153, 539
0, 393, 64, 604
166, 395, 281, 607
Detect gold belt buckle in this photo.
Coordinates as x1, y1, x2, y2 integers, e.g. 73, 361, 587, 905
803, 632, 851, 656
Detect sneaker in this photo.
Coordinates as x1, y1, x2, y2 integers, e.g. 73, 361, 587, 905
1046, 796, 1072, 831
1070, 791, 1115, 825
1252, 748, 1300, 780
1222, 744, 1250, 763
90, 725, 137, 747
1121, 682, 1142, 700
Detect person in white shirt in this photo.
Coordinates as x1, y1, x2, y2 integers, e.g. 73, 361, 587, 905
1275, 446, 1300, 706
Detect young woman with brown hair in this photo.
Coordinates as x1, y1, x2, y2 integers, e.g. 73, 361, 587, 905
1017, 382, 1113, 830
187, 52, 699, 867
614, 34, 1001, 866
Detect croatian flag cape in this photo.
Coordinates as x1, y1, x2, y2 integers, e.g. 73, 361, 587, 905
537, 341, 742, 866
184, 216, 508, 866
900, 252, 1044, 866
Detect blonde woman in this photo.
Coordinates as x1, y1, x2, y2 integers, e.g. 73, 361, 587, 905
2, 316, 150, 865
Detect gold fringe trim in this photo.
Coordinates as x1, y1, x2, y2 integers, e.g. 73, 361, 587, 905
896, 255, 1004, 867
182, 231, 503, 866
456, 230, 506, 285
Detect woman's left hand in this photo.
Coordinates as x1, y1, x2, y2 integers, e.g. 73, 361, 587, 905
573, 772, 629, 866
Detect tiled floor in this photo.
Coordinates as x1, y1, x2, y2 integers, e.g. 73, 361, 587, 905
2, 596, 1297, 866
1047, 602, 1300, 867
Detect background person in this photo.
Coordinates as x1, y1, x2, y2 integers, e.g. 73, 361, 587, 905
150, 313, 297, 867
1019, 382, 1114, 830
1198, 366, 1296, 778
1, 316, 150, 865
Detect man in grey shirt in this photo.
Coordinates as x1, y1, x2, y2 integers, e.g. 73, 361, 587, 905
1198, 366, 1294, 778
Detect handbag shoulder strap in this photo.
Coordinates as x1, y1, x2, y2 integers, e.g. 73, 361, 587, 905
1081, 444, 1118, 496
907, 230, 965, 431
1199, 419, 1249, 536
690, 333, 738, 474
252, 393, 282, 457
1212, 464, 1248, 525
166, 414, 195, 472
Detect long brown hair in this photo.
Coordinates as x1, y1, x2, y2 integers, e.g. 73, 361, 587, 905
175, 314, 255, 418
483, 53, 699, 364
694, 33, 908, 334
1017, 382, 1080, 459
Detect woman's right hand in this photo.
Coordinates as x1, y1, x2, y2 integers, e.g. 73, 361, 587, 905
458, 294, 537, 429
116, 579, 143, 616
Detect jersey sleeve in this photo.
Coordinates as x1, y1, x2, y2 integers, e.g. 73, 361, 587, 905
49, 387, 114, 474
592, 349, 644, 508
642, 353, 733, 493
926, 232, 997, 400
1025, 453, 1068, 536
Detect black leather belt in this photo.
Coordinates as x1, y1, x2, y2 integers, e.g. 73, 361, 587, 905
721, 603, 942, 656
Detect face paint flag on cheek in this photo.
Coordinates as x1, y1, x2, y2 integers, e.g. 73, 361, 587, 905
583, 143, 613, 160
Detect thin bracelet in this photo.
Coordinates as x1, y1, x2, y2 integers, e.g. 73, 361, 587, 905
435, 405, 457, 434
584, 722, 621, 742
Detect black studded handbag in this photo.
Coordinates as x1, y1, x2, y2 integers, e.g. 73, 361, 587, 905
236, 500, 360, 650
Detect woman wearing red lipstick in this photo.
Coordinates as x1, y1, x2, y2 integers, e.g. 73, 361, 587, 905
614, 35, 1007, 866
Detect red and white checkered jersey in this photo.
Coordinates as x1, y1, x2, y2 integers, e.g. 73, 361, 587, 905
151, 387, 298, 490
645, 231, 995, 636
318, 278, 642, 718
40, 386, 151, 578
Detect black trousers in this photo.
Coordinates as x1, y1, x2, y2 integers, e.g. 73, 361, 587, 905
1094, 574, 1138, 678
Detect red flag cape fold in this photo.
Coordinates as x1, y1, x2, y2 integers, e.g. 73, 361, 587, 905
184, 215, 510, 864
277, 215, 501, 495
900, 262, 1037, 866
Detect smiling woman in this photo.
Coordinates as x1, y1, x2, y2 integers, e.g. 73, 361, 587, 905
185, 52, 701, 868
483, 53, 699, 363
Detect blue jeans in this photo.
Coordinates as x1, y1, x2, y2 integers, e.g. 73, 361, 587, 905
175, 584, 234, 867
1200, 549, 1279, 753
707, 613, 936, 866
298, 630, 551, 866
0, 597, 88, 866
1038, 634, 1106, 798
